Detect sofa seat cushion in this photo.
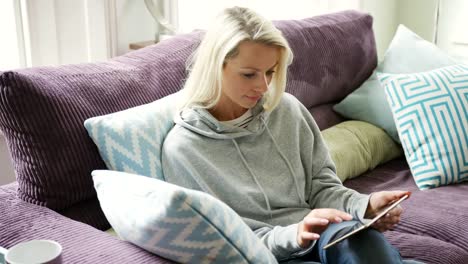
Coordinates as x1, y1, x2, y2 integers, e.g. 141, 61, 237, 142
344, 158, 468, 263
0, 182, 173, 264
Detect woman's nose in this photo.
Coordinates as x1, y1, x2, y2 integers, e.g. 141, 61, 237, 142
255, 74, 269, 93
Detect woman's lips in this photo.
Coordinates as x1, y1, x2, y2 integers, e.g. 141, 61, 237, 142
246, 95, 261, 101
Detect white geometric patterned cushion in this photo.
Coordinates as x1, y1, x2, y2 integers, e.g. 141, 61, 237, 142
378, 65, 468, 189
84, 93, 180, 180
92, 170, 278, 264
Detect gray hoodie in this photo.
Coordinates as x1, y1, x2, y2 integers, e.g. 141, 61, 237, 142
161, 93, 370, 261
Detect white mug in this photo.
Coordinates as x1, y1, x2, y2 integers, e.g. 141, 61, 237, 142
0, 240, 62, 264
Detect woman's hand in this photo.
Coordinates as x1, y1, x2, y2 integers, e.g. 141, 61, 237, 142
365, 191, 410, 232
297, 208, 353, 248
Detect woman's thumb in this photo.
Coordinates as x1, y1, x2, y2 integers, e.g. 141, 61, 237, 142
387, 191, 411, 203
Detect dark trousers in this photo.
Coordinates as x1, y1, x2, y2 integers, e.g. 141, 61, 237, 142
283, 220, 405, 264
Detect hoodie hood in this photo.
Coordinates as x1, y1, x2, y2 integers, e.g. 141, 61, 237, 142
173, 96, 303, 220
175, 98, 270, 139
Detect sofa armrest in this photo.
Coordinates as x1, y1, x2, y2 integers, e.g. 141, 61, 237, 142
0, 183, 172, 263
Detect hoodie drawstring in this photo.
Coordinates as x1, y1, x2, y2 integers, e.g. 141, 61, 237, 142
261, 117, 305, 203
232, 139, 273, 220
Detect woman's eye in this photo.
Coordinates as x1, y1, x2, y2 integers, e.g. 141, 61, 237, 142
243, 73, 256, 79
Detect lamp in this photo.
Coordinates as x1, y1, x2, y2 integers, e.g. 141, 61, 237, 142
144, 0, 176, 42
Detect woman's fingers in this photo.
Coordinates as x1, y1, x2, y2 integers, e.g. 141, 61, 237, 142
368, 191, 409, 219
331, 209, 353, 221
370, 200, 405, 233
376, 216, 400, 225
300, 231, 320, 241
308, 208, 353, 223
374, 214, 401, 232
389, 205, 403, 216
378, 215, 400, 223
377, 191, 410, 207
297, 220, 324, 248
303, 217, 329, 227
377, 210, 402, 224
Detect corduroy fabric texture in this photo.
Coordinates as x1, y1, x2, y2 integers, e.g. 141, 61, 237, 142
344, 158, 468, 264
0, 182, 174, 264
277, 11, 376, 111
0, 33, 202, 211
0, 11, 376, 227
3, 158, 468, 263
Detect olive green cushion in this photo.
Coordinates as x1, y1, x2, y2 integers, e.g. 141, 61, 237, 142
322, 121, 403, 182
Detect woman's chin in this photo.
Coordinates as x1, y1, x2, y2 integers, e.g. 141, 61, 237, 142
244, 96, 261, 105
242, 102, 257, 109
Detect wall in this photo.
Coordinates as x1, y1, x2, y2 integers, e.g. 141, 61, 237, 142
177, 0, 361, 33
115, 0, 156, 55
397, 0, 438, 42
22, 0, 108, 66
361, 0, 462, 61
0, 0, 23, 70
176, 0, 401, 59
393, 0, 468, 63
10, 0, 464, 66
370, 0, 468, 63
15, 0, 450, 66
0, 136, 15, 185
436, 0, 468, 63
360, 0, 399, 60
17, 0, 156, 66
0, 0, 20, 184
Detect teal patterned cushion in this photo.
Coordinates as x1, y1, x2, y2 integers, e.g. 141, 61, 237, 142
334, 25, 456, 143
378, 65, 468, 189
93, 170, 277, 263
84, 93, 180, 180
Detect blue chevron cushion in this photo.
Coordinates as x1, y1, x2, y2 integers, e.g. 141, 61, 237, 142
378, 65, 468, 190
84, 93, 180, 181
92, 170, 277, 263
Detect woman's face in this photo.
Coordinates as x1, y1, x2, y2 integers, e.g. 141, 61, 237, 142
214, 41, 280, 120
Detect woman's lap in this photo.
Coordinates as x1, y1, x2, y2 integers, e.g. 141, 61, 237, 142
282, 220, 404, 264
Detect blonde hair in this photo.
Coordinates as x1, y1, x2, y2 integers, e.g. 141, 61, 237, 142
181, 6, 293, 111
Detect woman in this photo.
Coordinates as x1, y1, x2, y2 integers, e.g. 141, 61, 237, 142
162, 6, 411, 263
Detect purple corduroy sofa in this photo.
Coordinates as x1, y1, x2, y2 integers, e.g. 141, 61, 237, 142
1, 10, 467, 263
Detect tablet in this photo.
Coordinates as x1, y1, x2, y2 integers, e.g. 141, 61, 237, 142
323, 194, 409, 249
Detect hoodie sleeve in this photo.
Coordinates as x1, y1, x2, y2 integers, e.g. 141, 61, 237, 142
253, 224, 315, 261
295, 99, 371, 223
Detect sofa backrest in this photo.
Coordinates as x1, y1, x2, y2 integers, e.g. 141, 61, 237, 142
275, 11, 376, 129
0, 10, 376, 229
0, 32, 201, 211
